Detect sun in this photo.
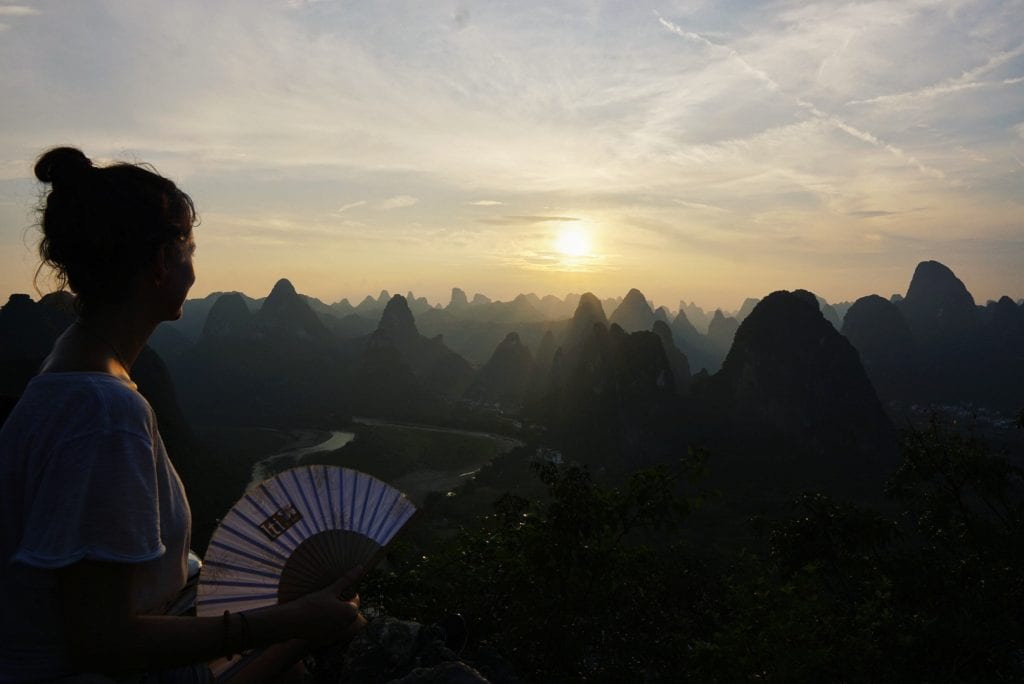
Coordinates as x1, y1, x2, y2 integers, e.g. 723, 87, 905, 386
555, 226, 591, 258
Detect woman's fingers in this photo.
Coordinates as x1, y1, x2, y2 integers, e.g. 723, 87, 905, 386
326, 565, 363, 596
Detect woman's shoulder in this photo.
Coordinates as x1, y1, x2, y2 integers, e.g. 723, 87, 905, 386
16, 372, 154, 438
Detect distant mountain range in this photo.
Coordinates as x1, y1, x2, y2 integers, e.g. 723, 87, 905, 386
2, 260, 1021, 500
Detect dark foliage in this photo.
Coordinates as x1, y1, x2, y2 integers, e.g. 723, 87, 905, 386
364, 416, 1024, 682
366, 460, 711, 682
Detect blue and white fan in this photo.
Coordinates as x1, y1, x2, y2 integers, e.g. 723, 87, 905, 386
196, 465, 416, 615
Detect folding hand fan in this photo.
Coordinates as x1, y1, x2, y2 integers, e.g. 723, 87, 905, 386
196, 465, 416, 616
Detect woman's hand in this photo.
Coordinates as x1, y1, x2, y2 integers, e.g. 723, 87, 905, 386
286, 566, 366, 645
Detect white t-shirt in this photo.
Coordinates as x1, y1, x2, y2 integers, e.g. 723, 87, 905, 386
0, 372, 191, 682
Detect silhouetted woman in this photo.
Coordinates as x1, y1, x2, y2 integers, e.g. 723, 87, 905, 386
0, 147, 362, 682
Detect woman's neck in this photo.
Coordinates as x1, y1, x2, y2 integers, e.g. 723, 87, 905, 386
40, 304, 158, 379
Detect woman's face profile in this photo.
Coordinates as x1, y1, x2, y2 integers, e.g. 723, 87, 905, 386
161, 235, 196, 321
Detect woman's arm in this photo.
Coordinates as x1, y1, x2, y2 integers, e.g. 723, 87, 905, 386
58, 559, 362, 675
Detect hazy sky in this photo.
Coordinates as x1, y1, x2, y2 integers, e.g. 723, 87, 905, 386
1, 0, 1022, 312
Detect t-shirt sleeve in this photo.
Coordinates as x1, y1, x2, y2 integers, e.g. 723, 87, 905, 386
14, 428, 165, 569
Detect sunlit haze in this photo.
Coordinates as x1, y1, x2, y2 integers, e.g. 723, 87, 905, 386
1, 1, 1022, 312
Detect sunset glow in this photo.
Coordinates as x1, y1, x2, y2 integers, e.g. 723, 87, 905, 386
555, 226, 591, 259
0, 2, 1021, 310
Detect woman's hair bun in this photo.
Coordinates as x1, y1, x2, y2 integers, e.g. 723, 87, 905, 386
34, 146, 93, 186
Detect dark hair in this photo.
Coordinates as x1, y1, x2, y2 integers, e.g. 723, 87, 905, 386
34, 146, 197, 311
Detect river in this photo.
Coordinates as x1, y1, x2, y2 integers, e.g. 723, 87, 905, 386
247, 429, 356, 489
247, 419, 524, 501
352, 417, 524, 501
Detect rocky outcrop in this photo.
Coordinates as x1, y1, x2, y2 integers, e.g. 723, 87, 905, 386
447, 287, 469, 312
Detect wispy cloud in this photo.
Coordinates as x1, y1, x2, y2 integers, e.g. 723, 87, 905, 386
468, 199, 502, 206
336, 200, 366, 213
0, 6, 39, 16
848, 210, 900, 219
848, 43, 1024, 107
479, 215, 580, 225
377, 195, 418, 210
657, 14, 948, 181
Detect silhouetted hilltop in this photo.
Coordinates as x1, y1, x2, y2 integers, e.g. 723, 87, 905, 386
988, 296, 1024, 342
830, 260, 1024, 410
485, 294, 544, 323
405, 291, 433, 315
166, 291, 259, 342
563, 292, 609, 351
670, 308, 702, 346
377, 293, 419, 341
0, 294, 59, 363
609, 288, 656, 333
325, 297, 356, 318
537, 293, 578, 320
202, 292, 253, 339
465, 331, 534, 407
174, 281, 349, 427
447, 287, 469, 312
652, 320, 691, 395
705, 309, 740, 370
670, 307, 725, 374
899, 260, 978, 342
841, 294, 918, 402
980, 295, 1024, 408
256, 278, 332, 342
680, 300, 712, 333
359, 295, 474, 404
540, 319, 682, 472
891, 260, 991, 405
735, 297, 760, 323
695, 290, 897, 497
707, 309, 739, 347
0, 294, 67, 398
526, 329, 558, 403
817, 296, 843, 329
